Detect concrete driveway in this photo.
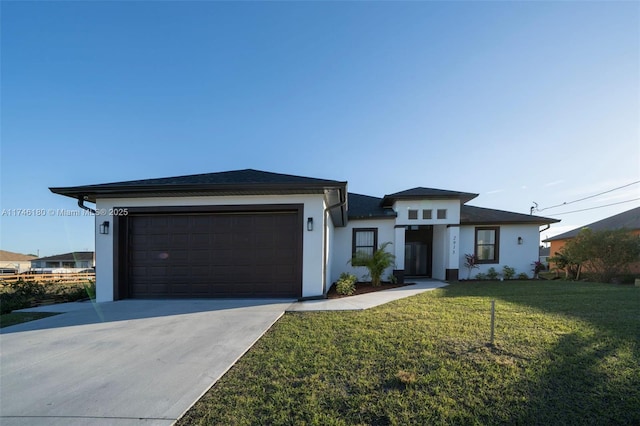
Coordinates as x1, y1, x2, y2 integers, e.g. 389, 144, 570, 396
0, 299, 294, 426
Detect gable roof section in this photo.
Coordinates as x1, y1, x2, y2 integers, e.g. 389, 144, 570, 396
382, 187, 478, 206
544, 206, 640, 242
33, 251, 94, 262
50, 169, 348, 226
347, 193, 397, 220
0, 250, 37, 261
460, 205, 560, 225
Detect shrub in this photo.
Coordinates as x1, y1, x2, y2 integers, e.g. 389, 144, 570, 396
486, 267, 499, 280
475, 273, 488, 280
517, 272, 529, 280
350, 242, 396, 286
0, 279, 96, 314
532, 261, 545, 278
464, 253, 479, 279
502, 265, 516, 280
336, 273, 357, 296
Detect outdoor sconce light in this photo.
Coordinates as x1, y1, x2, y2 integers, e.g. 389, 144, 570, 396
99, 221, 110, 235
307, 217, 313, 231
517, 236, 523, 245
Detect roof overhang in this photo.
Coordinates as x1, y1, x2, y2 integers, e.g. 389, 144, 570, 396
50, 181, 349, 226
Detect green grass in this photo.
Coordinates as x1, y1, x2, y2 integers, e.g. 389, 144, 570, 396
177, 281, 640, 426
0, 311, 59, 328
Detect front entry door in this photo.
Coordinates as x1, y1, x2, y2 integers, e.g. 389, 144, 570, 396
404, 242, 429, 276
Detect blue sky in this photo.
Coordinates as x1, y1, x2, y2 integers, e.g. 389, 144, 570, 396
1, 1, 638, 257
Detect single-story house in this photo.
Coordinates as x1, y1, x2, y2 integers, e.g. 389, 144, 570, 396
543, 206, 640, 272
50, 169, 559, 302
0, 250, 37, 274
31, 251, 95, 270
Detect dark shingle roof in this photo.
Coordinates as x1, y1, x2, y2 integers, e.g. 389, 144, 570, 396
382, 187, 478, 206
33, 251, 94, 262
347, 193, 396, 220
50, 169, 347, 202
460, 205, 560, 225
544, 206, 640, 242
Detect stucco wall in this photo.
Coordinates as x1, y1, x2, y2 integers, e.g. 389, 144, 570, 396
393, 200, 461, 226
331, 218, 396, 284
95, 194, 328, 302
458, 224, 541, 279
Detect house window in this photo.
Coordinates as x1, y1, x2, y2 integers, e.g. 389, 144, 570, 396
437, 209, 447, 219
475, 227, 500, 263
408, 209, 418, 220
422, 209, 432, 219
352, 228, 378, 257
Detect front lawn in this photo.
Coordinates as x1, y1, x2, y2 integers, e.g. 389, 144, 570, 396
177, 281, 640, 425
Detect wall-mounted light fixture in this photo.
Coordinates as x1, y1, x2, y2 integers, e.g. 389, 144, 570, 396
307, 217, 313, 231
517, 236, 523, 245
99, 221, 110, 235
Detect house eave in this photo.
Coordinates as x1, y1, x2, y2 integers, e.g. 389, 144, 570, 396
50, 182, 348, 204
381, 193, 479, 207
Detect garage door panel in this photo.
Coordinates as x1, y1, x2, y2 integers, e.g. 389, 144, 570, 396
128, 210, 301, 298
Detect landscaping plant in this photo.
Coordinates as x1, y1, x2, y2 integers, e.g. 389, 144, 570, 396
502, 265, 516, 280
350, 242, 395, 286
463, 253, 479, 279
335, 273, 357, 296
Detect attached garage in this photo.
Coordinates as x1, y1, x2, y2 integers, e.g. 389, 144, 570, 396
122, 206, 303, 298
49, 169, 348, 302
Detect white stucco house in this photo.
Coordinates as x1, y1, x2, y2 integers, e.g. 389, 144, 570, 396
50, 169, 559, 302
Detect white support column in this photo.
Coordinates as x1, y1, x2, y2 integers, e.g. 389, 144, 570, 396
394, 226, 405, 271
445, 225, 460, 280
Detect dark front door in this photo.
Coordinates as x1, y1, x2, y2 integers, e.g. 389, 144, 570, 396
405, 242, 429, 276
404, 225, 433, 277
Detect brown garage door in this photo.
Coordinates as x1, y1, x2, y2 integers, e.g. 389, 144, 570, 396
127, 210, 302, 298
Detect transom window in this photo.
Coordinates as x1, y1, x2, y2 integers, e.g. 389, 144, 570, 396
408, 209, 418, 220
475, 227, 500, 263
422, 209, 432, 219
437, 209, 447, 219
352, 228, 378, 257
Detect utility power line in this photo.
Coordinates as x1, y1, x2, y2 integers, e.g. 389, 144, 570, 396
532, 180, 640, 214
550, 198, 640, 215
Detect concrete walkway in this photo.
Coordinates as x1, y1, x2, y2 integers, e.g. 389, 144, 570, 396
289, 279, 448, 311
1, 279, 446, 426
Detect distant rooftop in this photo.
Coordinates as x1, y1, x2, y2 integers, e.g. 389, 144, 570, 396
544, 206, 640, 241
0, 250, 37, 261
33, 251, 95, 262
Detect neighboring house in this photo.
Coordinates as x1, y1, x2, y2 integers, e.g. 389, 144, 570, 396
50, 169, 559, 302
0, 250, 37, 273
31, 252, 95, 270
543, 206, 640, 272
539, 246, 551, 268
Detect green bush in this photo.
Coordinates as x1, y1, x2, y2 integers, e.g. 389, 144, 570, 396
517, 272, 529, 280
336, 273, 357, 296
475, 273, 488, 280
502, 265, 516, 280
486, 267, 499, 280
350, 242, 396, 286
0, 279, 95, 314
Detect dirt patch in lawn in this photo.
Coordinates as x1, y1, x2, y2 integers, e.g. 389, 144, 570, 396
326, 282, 415, 299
